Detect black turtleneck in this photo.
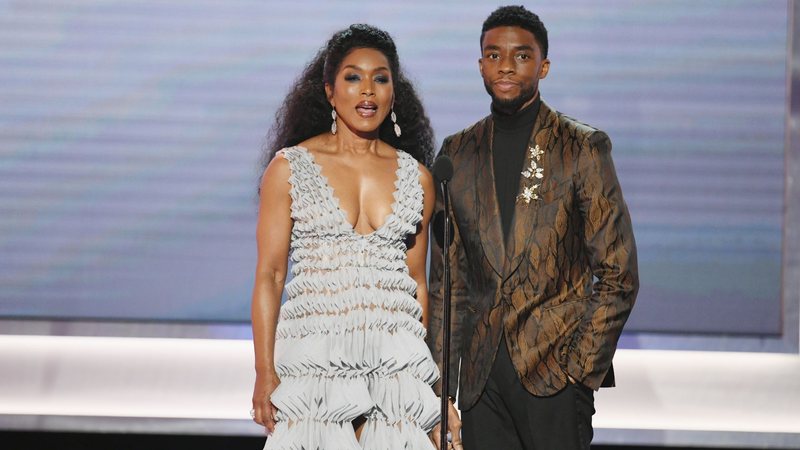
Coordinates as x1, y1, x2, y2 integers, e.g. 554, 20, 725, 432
492, 95, 541, 242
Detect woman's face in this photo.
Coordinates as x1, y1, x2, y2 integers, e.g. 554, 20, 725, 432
326, 47, 394, 138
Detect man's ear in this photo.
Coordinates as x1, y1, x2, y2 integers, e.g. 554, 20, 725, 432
478, 57, 484, 78
539, 59, 551, 80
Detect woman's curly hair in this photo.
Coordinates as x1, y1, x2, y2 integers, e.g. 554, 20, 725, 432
260, 24, 435, 176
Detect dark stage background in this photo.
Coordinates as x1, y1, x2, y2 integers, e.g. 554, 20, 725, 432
0, 431, 767, 450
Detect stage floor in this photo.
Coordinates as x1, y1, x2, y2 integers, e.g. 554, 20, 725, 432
0, 334, 798, 448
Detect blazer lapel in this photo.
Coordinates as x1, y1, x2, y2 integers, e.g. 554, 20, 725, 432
503, 101, 558, 280
474, 117, 505, 277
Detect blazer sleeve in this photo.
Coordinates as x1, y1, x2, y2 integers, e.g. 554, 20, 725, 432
567, 131, 639, 389
426, 139, 470, 400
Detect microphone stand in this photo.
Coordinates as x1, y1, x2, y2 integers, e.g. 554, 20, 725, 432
439, 178, 452, 450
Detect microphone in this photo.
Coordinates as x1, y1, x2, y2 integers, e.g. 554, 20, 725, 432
432, 153, 455, 450
432, 154, 454, 184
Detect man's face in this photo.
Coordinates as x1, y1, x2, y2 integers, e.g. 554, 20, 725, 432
479, 26, 550, 114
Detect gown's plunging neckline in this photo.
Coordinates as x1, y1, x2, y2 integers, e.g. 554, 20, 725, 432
295, 146, 402, 238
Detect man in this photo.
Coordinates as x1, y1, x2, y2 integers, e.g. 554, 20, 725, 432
427, 6, 638, 450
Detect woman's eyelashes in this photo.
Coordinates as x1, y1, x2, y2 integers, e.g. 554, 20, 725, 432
342, 72, 391, 84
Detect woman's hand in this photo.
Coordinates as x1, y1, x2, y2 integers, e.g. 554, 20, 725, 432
430, 398, 463, 449
252, 370, 281, 434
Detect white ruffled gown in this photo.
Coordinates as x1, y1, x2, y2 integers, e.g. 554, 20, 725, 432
264, 146, 440, 450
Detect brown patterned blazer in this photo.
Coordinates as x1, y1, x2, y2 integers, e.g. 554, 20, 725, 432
427, 100, 638, 411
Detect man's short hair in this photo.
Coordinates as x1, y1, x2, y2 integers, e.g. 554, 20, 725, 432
481, 5, 549, 58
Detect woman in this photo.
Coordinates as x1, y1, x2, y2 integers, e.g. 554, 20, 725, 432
251, 24, 440, 449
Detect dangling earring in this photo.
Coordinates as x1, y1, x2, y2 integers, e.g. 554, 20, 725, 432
391, 108, 401, 137
330, 109, 337, 135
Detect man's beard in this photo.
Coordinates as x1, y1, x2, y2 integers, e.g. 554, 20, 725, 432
484, 80, 537, 115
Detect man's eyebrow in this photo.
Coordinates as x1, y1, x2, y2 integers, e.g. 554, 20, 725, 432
482, 44, 536, 52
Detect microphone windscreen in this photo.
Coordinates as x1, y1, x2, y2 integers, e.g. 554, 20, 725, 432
432, 155, 454, 183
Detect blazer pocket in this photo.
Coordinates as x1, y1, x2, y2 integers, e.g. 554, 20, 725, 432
542, 297, 586, 312
541, 298, 587, 336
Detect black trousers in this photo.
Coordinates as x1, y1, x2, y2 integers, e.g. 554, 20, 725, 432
461, 338, 595, 450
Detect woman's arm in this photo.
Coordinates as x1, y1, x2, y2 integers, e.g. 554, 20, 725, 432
407, 163, 435, 328
251, 154, 293, 434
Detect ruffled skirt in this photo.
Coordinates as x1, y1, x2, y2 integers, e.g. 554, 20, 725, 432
264, 287, 440, 450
